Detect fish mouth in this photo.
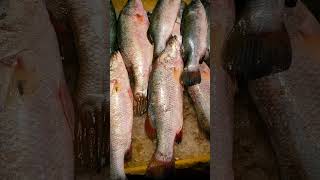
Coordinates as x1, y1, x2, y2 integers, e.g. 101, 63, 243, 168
133, 92, 147, 116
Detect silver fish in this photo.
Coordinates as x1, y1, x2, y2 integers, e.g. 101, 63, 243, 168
0, 0, 74, 179
118, 0, 153, 115
145, 36, 183, 178
147, 0, 181, 57
181, 0, 209, 86
211, 0, 236, 180
249, 2, 320, 179
110, 51, 133, 180
187, 62, 210, 137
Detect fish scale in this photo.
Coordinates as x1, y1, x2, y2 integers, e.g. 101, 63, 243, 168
249, 2, 320, 179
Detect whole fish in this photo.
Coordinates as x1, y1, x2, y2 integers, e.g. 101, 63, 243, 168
147, 0, 181, 57
145, 36, 183, 178
110, 51, 133, 180
118, 0, 153, 115
181, 0, 209, 86
211, 0, 236, 179
222, 0, 294, 81
67, 0, 108, 170
0, 0, 74, 179
110, 0, 117, 53
248, 2, 320, 179
187, 62, 210, 138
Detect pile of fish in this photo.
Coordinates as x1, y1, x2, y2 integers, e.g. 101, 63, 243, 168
110, 0, 209, 179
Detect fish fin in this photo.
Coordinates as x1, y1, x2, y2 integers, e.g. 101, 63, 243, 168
285, 0, 297, 7
222, 25, 292, 80
133, 93, 147, 116
124, 143, 132, 162
175, 129, 183, 144
145, 113, 156, 140
147, 28, 154, 44
58, 80, 75, 140
181, 69, 201, 86
146, 153, 175, 179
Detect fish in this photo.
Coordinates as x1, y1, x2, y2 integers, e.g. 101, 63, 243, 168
222, 0, 293, 81
110, 51, 133, 180
118, 0, 153, 116
147, 0, 181, 57
187, 62, 210, 138
145, 36, 184, 178
248, 1, 320, 179
0, 0, 74, 179
110, 0, 117, 53
211, 0, 237, 179
171, 1, 186, 45
67, 0, 108, 170
181, 0, 209, 86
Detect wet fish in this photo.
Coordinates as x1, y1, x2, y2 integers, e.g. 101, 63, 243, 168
187, 62, 210, 138
110, 52, 133, 180
0, 0, 74, 179
222, 0, 293, 81
248, 2, 320, 179
145, 36, 183, 178
110, 0, 117, 53
147, 0, 181, 57
211, 0, 236, 179
171, 1, 186, 45
181, 0, 209, 86
118, 0, 153, 115
68, 0, 108, 170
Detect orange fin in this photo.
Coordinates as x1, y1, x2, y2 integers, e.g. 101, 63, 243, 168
145, 113, 156, 140
146, 153, 175, 179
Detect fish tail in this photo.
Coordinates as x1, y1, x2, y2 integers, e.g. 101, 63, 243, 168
181, 69, 201, 86
145, 113, 157, 140
133, 93, 147, 115
223, 25, 292, 80
175, 129, 183, 144
146, 153, 175, 179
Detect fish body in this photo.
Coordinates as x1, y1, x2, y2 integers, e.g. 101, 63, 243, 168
0, 0, 74, 179
110, 52, 133, 180
223, 0, 293, 80
187, 62, 210, 137
181, 0, 209, 86
172, 1, 186, 45
118, 0, 153, 115
249, 2, 320, 179
211, 0, 236, 180
68, 0, 108, 170
145, 36, 183, 178
148, 0, 181, 57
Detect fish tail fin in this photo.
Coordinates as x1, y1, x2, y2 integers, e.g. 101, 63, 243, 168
146, 153, 175, 179
145, 113, 156, 140
181, 69, 201, 86
133, 93, 147, 115
222, 25, 292, 80
124, 143, 132, 162
175, 129, 183, 144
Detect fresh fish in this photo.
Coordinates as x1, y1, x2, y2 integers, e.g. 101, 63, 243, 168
248, 2, 320, 179
222, 0, 293, 81
181, 0, 209, 86
147, 0, 181, 57
211, 0, 236, 179
0, 0, 74, 179
68, 0, 108, 170
171, 1, 186, 44
118, 0, 153, 115
145, 36, 183, 178
187, 62, 210, 137
110, 0, 117, 53
110, 52, 133, 180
